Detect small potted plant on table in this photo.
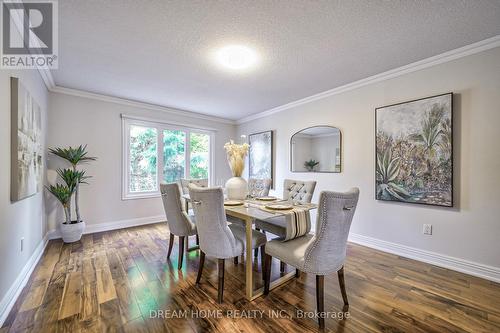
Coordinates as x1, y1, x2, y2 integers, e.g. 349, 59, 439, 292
46, 145, 96, 243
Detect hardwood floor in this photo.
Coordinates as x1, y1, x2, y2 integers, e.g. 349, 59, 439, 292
2, 223, 500, 332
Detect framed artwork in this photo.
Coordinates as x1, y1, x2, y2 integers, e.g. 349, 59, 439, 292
375, 93, 453, 207
248, 130, 273, 186
11, 77, 43, 201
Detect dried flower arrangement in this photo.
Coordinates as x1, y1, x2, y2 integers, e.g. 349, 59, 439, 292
224, 140, 250, 177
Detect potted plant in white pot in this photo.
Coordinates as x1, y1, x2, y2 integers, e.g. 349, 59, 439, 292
47, 145, 96, 243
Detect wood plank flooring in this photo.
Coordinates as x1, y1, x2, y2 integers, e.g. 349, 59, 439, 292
2, 223, 500, 332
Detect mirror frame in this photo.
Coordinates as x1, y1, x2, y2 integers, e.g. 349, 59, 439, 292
290, 125, 342, 173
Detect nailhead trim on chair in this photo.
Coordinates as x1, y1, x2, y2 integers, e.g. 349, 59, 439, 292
302, 190, 359, 275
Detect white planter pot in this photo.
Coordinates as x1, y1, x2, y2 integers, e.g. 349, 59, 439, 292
225, 177, 248, 200
60, 221, 85, 243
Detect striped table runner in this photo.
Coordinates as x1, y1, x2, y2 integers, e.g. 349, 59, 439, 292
283, 207, 310, 241
258, 205, 311, 241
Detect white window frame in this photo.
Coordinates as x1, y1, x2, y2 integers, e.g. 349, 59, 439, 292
122, 115, 215, 200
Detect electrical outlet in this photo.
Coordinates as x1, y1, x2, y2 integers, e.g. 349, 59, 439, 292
21, 237, 24, 252
423, 224, 432, 235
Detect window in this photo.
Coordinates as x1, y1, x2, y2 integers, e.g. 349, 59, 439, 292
123, 116, 213, 199
163, 130, 185, 183
190, 132, 210, 180
129, 125, 158, 193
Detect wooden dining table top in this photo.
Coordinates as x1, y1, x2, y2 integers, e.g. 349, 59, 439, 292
182, 194, 317, 221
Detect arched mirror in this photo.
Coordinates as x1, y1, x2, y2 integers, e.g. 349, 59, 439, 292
290, 126, 341, 173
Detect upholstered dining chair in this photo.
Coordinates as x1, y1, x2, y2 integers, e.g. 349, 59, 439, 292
255, 179, 317, 270
180, 178, 208, 195
255, 179, 316, 236
160, 183, 197, 270
248, 178, 272, 198
189, 185, 267, 303
264, 188, 360, 329
180, 178, 208, 211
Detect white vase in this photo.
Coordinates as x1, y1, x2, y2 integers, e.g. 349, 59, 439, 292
225, 177, 248, 200
60, 221, 85, 243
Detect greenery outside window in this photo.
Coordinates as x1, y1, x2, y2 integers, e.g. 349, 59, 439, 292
122, 116, 213, 200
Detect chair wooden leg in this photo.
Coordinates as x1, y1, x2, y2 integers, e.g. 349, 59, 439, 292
178, 236, 185, 270
316, 275, 325, 329
280, 261, 286, 273
233, 256, 238, 265
217, 259, 225, 304
264, 254, 272, 294
295, 269, 300, 278
338, 266, 349, 307
167, 233, 174, 258
260, 245, 266, 280
196, 251, 205, 284
196, 234, 199, 245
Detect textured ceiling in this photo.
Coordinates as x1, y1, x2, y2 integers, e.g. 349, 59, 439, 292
53, 0, 500, 120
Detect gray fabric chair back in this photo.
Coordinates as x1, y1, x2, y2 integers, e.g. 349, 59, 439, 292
303, 188, 359, 274
248, 178, 272, 197
180, 178, 208, 195
160, 183, 195, 236
283, 179, 317, 203
188, 186, 241, 259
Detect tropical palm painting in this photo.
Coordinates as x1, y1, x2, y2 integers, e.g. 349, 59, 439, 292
376, 93, 453, 207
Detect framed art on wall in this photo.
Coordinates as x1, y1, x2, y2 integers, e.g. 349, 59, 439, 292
11, 77, 44, 201
248, 130, 273, 186
375, 93, 453, 207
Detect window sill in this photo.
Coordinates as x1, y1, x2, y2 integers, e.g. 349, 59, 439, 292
122, 192, 161, 201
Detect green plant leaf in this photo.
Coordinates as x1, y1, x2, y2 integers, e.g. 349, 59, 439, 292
45, 184, 74, 205
49, 145, 97, 166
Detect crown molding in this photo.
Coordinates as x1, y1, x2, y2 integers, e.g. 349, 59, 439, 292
50, 86, 236, 125
237, 35, 500, 124
37, 67, 55, 90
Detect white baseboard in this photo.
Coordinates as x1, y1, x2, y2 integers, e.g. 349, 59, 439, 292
0, 236, 49, 326
47, 215, 166, 240
348, 233, 500, 283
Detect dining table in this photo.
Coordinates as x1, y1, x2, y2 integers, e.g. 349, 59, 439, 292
182, 193, 317, 301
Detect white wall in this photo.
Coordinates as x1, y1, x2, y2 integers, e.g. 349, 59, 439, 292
238, 47, 500, 270
47, 93, 236, 231
0, 70, 48, 310
291, 135, 313, 171
311, 135, 339, 172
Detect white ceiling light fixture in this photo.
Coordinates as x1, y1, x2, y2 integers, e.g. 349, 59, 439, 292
214, 44, 259, 71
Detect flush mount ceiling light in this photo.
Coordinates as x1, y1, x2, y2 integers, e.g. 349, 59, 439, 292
214, 45, 259, 71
